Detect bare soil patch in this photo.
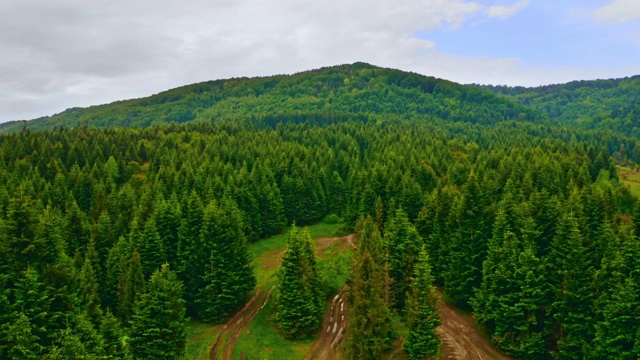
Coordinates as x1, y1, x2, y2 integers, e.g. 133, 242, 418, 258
436, 291, 511, 360
304, 287, 349, 360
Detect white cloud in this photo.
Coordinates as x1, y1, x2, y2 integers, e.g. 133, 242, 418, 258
485, 0, 529, 20
593, 0, 640, 23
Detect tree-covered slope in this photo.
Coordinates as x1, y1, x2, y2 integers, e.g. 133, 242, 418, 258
0, 62, 543, 133
484, 75, 640, 137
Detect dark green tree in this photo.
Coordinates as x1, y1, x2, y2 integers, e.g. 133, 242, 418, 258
130, 264, 187, 360
404, 246, 440, 359
345, 216, 393, 359
275, 225, 324, 339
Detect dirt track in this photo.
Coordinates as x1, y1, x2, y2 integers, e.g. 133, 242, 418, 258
209, 287, 275, 360
304, 287, 349, 360
436, 291, 511, 360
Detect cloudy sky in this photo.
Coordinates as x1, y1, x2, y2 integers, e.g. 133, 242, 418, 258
1, 0, 639, 123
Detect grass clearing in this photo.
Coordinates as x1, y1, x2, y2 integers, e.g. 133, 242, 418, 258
185, 319, 221, 359
618, 165, 640, 198
186, 219, 348, 359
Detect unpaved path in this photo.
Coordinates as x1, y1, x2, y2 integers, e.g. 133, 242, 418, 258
209, 287, 274, 360
436, 291, 511, 360
304, 287, 349, 360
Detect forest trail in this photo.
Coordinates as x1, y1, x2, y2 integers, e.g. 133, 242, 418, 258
209, 286, 275, 360
304, 287, 349, 360
436, 291, 512, 360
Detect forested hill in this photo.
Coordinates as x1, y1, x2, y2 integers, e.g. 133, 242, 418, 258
0, 62, 543, 133
483, 75, 640, 137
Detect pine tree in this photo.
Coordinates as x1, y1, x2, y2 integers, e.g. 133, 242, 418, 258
275, 225, 324, 339
404, 246, 441, 359
2, 312, 44, 360
444, 173, 488, 309
385, 208, 422, 311
346, 216, 394, 359
591, 277, 639, 360
550, 211, 595, 360
121, 249, 145, 324
79, 252, 103, 325
177, 191, 203, 315
196, 200, 256, 322
139, 217, 165, 279
130, 264, 187, 360
100, 310, 126, 359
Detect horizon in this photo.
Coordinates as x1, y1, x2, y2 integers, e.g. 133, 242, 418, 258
2, 0, 639, 123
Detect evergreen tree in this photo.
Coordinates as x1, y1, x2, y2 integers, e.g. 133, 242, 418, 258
444, 173, 488, 309
130, 264, 187, 360
346, 216, 393, 359
385, 208, 422, 311
196, 200, 256, 322
139, 217, 165, 279
100, 310, 126, 359
79, 252, 103, 325
2, 312, 43, 360
122, 249, 145, 324
404, 246, 441, 359
275, 225, 324, 339
177, 191, 203, 315
591, 277, 639, 360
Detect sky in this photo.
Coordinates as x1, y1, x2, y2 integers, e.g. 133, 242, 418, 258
1, 0, 639, 123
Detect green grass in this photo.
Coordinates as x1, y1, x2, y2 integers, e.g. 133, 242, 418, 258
186, 219, 348, 359
618, 165, 640, 198
185, 319, 221, 359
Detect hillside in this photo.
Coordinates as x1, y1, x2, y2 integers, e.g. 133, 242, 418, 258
483, 75, 640, 137
0, 63, 544, 133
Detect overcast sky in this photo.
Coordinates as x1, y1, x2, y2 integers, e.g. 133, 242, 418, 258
1, 0, 639, 123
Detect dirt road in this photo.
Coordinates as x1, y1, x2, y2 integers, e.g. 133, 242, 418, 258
304, 287, 349, 360
436, 292, 511, 360
209, 287, 275, 360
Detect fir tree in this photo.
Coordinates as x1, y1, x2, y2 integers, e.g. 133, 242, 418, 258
130, 264, 187, 360
275, 225, 324, 339
196, 200, 256, 322
404, 246, 441, 360
346, 216, 394, 359
385, 208, 422, 311
139, 217, 165, 279
79, 252, 103, 325
2, 312, 43, 360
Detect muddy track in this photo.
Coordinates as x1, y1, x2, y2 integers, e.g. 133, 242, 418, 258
209, 288, 272, 360
436, 291, 511, 360
304, 287, 349, 360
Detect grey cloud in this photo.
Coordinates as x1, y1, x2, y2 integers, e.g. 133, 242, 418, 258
0, 0, 635, 122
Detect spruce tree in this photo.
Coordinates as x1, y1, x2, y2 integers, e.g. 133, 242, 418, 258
79, 253, 103, 325
100, 310, 127, 359
139, 217, 165, 279
385, 208, 422, 311
404, 246, 441, 359
2, 312, 43, 360
196, 200, 256, 322
275, 225, 323, 339
346, 216, 393, 359
130, 264, 187, 360
444, 173, 488, 309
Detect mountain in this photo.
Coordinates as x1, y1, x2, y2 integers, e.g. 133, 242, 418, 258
483, 75, 640, 137
0, 63, 544, 134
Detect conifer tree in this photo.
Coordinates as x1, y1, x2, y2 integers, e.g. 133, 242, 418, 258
196, 200, 256, 322
346, 216, 393, 359
2, 312, 43, 360
154, 196, 181, 266
385, 208, 422, 311
177, 191, 203, 314
404, 246, 440, 359
80, 253, 103, 325
549, 211, 595, 360
444, 173, 488, 309
130, 264, 187, 360
122, 249, 145, 324
275, 225, 323, 339
139, 217, 165, 279
591, 277, 639, 360
100, 310, 126, 359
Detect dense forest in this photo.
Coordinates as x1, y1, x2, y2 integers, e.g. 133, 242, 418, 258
484, 76, 640, 138
1, 64, 640, 359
